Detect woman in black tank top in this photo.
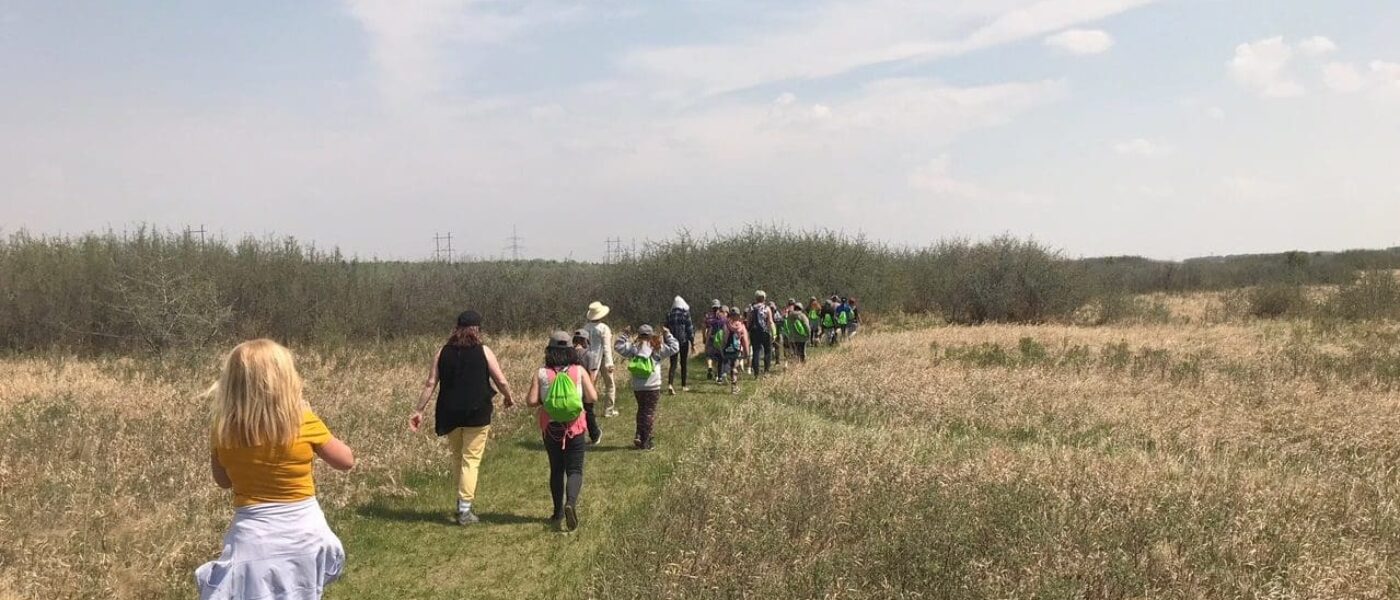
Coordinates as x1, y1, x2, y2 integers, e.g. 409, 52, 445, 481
408, 310, 516, 525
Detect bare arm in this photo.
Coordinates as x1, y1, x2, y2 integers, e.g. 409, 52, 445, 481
408, 349, 441, 432
526, 370, 542, 407
483, 346, 515, 407
210, 452, 232, 489
315, 438, 355, 471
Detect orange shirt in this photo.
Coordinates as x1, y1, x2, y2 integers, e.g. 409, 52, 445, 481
215, 410, 332, 507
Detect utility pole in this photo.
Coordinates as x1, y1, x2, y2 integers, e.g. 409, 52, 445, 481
505, 226, 524, 261
185, 224, 207, 245
604, 237, 624, 264
433, 232, 454, 262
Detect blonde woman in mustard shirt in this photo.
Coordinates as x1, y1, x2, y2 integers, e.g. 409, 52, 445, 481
198, 339, 355, 600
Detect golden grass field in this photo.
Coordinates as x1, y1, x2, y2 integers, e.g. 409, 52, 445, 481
5, 292, 1400, 598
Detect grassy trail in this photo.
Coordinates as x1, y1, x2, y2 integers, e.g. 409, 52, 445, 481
323, 354, 788, 599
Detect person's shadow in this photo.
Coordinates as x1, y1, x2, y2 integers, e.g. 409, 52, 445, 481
356, 503, 542, 526
514, 439, 630, 453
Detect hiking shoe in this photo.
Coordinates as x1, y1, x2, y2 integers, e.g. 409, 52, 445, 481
563, 505, 579, 532
667, 385, 676, 396
456, 510, 480, 526
589, 431, 603, 446
681, 386, 691, 393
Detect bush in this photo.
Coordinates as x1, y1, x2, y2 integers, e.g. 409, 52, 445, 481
1323, 271, 1400, 321
1247, 284, 1309, 319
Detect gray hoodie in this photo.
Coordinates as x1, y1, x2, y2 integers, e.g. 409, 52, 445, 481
614, 331, 681, 391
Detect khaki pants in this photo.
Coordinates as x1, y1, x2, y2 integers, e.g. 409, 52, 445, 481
447, 425, 490, 502
592, 367, 617, 412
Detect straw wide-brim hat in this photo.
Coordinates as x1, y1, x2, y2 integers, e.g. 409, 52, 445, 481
586, 301, 610, 321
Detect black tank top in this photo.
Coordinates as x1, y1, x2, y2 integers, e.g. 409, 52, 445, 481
435, 344, 496, 435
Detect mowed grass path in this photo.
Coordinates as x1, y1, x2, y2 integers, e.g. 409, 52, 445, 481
323, 352, 797, 599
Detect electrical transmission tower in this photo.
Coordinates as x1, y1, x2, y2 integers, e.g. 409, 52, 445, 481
505, 226, 525, 261
433, 232, 454, 262
604, 237, 624, 264
185, 224, 207, 245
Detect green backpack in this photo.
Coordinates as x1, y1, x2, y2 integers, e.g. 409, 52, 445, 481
711, 327, 725, 348
543, 367, 584, 423
627, 354, 655, 379
789, 316, 809, 339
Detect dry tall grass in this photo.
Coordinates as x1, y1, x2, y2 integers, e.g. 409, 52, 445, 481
0, 334, 551, 599
598, 319, 1400, 598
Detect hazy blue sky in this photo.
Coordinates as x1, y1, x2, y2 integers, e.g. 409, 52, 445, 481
3, 0, 1399, 260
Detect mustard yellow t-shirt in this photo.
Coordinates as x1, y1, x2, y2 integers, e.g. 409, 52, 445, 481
215, 410, 333, 507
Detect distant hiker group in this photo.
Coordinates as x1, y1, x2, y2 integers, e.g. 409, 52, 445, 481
195, 291, 860, 599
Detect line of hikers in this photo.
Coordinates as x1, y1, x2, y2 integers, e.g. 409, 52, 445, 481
194, 291, 859, 599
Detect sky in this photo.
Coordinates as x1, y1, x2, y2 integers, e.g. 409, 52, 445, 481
2, 0, 1399, 261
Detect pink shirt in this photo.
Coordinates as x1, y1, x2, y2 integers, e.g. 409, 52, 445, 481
536, 365, 588, 443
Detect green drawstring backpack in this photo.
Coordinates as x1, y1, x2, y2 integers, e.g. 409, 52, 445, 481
627, 354, 655, 379
543, 367, 584, 423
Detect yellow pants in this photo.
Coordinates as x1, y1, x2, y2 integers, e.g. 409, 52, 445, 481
447, 425, 491, 502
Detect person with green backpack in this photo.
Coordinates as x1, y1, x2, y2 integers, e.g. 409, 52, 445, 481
614, 324, 679, 450
784, 301, 810, 363
525, 332, 598, 532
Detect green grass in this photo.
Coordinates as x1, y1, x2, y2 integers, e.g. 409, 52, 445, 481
323, 355, 790, 599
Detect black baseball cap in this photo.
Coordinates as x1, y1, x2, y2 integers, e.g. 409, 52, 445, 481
457, 310, 483, 327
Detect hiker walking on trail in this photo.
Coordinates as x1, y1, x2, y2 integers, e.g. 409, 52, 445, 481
769, 300, 785, 367
665, 296, 695, 395
703, 300, 726, 383
582, 302, 618, 418
807, 297, 823, 347
748, 291, 777, 377
409, 310, 516, 526
721, 307, 751, 395
836, 297, 854, 341
614, 324, 680, 450
199, 339, 355, 599
572, 329, 602, 445
784, 301, 810, 363
822, 299, 839, 346
847, 298, 862, 338
525, 332, 598, 532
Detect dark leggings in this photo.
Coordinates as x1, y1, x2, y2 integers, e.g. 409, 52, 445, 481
667, 341, 691, 386
634, 389, 661, 448
544, 428, 586, 519
791, 341, 807, 363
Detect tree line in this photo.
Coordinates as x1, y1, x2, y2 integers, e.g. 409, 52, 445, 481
3, 226, 1399, 352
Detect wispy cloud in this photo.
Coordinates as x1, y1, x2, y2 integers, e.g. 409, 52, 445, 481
1044, 29, 1115, 55
623, 0, 1157, 96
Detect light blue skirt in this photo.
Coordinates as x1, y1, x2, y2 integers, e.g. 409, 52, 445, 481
195, 498, 345, 600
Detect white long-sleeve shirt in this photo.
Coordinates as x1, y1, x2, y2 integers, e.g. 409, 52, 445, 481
583, 321, 614, 368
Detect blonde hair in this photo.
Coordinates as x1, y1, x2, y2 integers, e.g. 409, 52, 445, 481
210, 339, 305, 449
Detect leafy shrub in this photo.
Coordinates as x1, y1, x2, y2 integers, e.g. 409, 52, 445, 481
1323, 271, 1400, 321
1247, 284, 1309, 319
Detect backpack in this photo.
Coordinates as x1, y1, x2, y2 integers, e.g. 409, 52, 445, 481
627, 353, 655, 379
711, 326, 725, 348
748, 303, 771, 334
789, 316, 809, 338
837, 309, 849, 326
723, 327, 743, 358
542, 367, 583, 423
